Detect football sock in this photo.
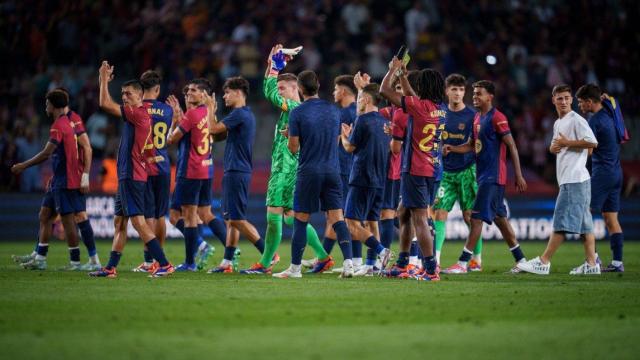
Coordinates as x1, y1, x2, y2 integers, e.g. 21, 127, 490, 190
353, 257, 363, 267
306, 223, 329, 260
223, 246, 237, 261
364, 235, 384, 254
253, 238, 265, 254
260, 212, 283, 268
434, 220, 445, 252
352, 240, 362, 260
422, 255, 437, 275
396, 251, 409, 268
106, 251, 122, 269
143, 249, 153, 263
610, 232, 623, 262
196, 224, 205, 247
208, 218, 227, 247
146, 239, 169, 266
291, 219, 308, 265
474, 235, 483, 256
458, 247, 473, 264
380, 219, 394, 249
366, 248, 377, 266
36, 243, 49, 258
323, 237, 336, 255
77, 220, 97, 257
509, 244, 525, 262
333, 221, 353, 260
184, 227, 198, 265
175, 219, 185, 235
68, 247, 80, 263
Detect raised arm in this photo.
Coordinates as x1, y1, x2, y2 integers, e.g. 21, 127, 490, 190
98, 61, 122, 118
380, 58, 404, 107
166, 95, 185, 145
502, 134, 527, 192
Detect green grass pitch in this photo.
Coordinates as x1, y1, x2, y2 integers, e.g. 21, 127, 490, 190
1, 240, 638, 360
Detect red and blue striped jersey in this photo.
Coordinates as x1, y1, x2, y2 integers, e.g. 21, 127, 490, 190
473, 108, 510, 185
176, 105, 212, 179
118, 103, 152, 181
49, 114, 82, 189
143, 99, 173, 176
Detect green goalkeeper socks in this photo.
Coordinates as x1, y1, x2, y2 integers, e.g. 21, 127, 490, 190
260, 212, 283, 268
474, 235, 483, 255
434, 220, 446, 252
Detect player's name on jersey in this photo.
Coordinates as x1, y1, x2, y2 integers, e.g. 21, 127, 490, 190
148, 108, 166, 117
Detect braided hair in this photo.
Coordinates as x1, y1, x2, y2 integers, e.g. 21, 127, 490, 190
416, 68, 445, 104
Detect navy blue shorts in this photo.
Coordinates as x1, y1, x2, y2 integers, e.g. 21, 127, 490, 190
430, 180, 441, 207
115, 180, 146, 217
222, 171, 251, 220
471, 182, 507, 224
340, 174, 350, 208
591, 173, 622, 213
294, 173, 343, 213
170, 184, 181, 211
345, 185, 382, 221
400, 173, 434, 209
176, 178, 212, 207
42, 188, 86, 215
145, 174, 170, 219
381, 178, 400, 210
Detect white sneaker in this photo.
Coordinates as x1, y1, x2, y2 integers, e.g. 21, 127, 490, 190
569, 262, 601, 275
301, 258, 317, 268
272, 265, 302, 279
354, 265, 373, 277
516, 257, 549, 275
378, 248, 393, 269
340, 261, 354, 278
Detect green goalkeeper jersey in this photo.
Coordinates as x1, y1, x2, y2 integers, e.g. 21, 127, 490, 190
263, 76, 299, 174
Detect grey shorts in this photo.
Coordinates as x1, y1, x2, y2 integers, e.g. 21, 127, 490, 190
552, 179, 593, 234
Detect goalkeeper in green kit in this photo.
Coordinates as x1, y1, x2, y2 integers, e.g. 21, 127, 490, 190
240, 45, 334, 274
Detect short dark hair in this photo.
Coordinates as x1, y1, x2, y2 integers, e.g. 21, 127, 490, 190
361, 83, 383, 107
223, 76, 250, 97
472, 80, 496, 96
575, 83, 602, 102
445, 74, 466, 88
122, 79, 143, 92
277, 73, 297, 82
297, 70, 319, 96
552, 84, 572, 97
189, 78, 213, 95
334, 75, 357, 96
46, 90, 69, 108
140, 70, 162, 90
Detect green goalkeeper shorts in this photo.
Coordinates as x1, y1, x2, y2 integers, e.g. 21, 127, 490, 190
433, 164, 478, 212
266, 171, 296, 209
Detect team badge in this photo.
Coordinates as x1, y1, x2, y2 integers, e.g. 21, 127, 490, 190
458, 123, 465, 130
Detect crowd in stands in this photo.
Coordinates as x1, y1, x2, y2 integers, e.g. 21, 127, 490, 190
1, 0, 638, 192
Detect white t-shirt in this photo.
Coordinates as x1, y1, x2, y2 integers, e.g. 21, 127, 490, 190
553, 111, 598, 185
